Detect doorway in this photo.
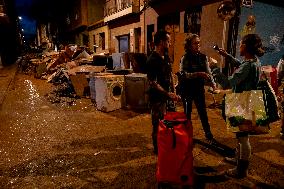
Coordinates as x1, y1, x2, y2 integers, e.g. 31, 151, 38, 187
147, 24, 154, 55
118, 35, 129, 53
134, 27, 141, 53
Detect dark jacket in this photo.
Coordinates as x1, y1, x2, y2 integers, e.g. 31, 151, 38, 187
146, 52, 172, 103
180, 52, 215, 95
227, 55, 260, 93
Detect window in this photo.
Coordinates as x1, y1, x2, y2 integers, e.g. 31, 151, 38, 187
134, 27, 141, 53
158, 13, 180, 33
83, 34, 89, 47
93, 35, 96, 52
118, 35, 129, 53
147, 24, 154, 55
99, 32, 105, 50
184, 6, 202, 35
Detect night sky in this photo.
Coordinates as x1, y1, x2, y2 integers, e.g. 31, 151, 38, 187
15, 0, 36, 36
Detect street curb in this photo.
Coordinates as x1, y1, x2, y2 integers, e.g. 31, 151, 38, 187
0, 58, 20, 108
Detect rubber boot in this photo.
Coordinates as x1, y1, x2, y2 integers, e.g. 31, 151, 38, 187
225, 159, 249, 179
224, 147, 239, 165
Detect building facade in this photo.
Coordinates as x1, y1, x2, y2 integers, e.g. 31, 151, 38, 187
52, 0, 106, 49
88, 20, 109, 54
144, 0, 228, 73
47, 0, 284, 74
88, 0, 108, 54
0, 0, 20, 66
103, 0, 145, 54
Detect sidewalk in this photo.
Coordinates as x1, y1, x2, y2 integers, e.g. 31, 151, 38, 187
0, 61, 18, 107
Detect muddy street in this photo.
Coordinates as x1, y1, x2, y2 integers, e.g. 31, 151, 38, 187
0, 73, 157, 188
0, 72, 284, 189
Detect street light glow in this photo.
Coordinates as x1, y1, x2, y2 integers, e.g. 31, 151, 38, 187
18, 16, 22, 20
21, 29, 24, 31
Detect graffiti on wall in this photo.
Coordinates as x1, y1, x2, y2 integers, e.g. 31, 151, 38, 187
184, 6, 202, 35
263, 33, 284, 53
238, 1, 284, 65
240, 15, 256, 38
269, 34, 281, 52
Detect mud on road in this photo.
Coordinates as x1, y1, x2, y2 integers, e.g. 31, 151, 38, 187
0, 73, 283, 189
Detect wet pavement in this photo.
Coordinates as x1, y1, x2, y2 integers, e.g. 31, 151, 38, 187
0, 69, 284, 189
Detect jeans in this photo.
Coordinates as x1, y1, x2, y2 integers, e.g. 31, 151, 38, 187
183, 92, 213, 139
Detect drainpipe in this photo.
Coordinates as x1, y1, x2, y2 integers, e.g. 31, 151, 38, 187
0, 54, 3, 69
144, 1, 146, 53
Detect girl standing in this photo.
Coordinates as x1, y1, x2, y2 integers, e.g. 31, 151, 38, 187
217, 34, 265, 178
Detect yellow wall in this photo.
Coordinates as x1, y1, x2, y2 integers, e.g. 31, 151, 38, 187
109, 13, 144, 53
200, 2, 229, 68
88, 25, 109, 54
144, 8, 158, 53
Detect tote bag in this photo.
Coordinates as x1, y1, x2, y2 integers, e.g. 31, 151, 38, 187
257, 77, 280, 123
225, 90, 270, 134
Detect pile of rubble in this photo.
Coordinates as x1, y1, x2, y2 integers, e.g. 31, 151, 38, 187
18, 45, 106, 105
17, 44, 149, 112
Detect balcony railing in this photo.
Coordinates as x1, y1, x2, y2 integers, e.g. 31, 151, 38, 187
104, 0, 140, 22
0, 3, 9, 24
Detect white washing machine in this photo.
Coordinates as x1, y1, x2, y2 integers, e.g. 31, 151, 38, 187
94, 75, 125, 112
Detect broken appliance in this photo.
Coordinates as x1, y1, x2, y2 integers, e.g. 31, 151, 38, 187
94, 75, 125, 112
124, 73, 148, 110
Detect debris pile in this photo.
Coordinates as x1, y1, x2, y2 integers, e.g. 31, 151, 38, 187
18, 45, 148, 109
18, 45, 98, 105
